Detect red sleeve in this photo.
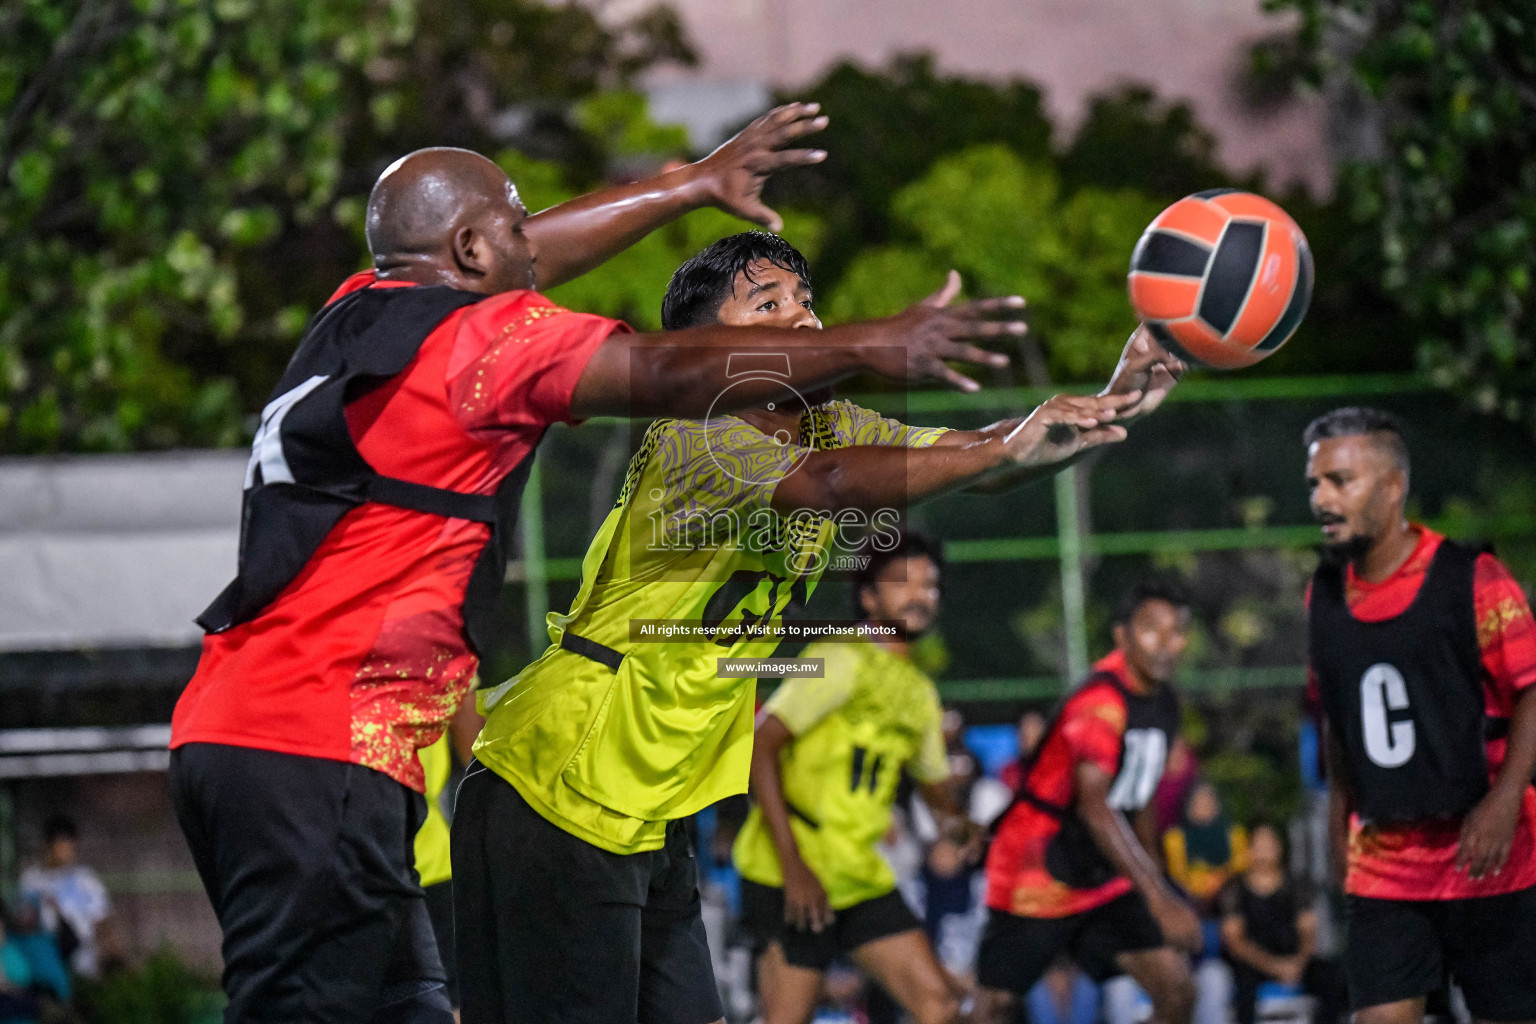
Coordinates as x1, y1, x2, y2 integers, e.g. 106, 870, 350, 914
1059, 684, 1128, 777
1473, 553, 1536, 708
449, 292, 628, 432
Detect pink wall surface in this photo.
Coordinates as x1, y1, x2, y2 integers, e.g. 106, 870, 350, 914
605, 0, 1330, 195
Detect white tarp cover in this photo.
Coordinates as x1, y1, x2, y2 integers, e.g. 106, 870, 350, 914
0, 451, 245, 652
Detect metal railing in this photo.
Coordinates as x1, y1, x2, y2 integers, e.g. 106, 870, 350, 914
502, 372, 1519, 700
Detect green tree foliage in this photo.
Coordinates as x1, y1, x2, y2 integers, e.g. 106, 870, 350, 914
825, 146, 1163, 381
0, 0, 419, 452
0, 0, 695, 453
496, 147, 825, 332
772, 54, 1055, 287
1266, 0, 1536, 431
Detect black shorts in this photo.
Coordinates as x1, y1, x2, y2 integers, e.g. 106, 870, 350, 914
738, 879, 922, 970
976, 892, 1165, 993
169, 743, 452, 1024
422, 882, 456, 1008
1345, 886, 1536, 1020
451, 762, 723, 1024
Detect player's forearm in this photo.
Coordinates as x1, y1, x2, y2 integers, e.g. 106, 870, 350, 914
772, 435, 1023, 514
1491, 685, 1536, 800
749, 721, 809, 869
573, 321, 892, 419
525, 166, 709, 289
939, 423, 1063, 495
919, 780, 966, 821
1079, 795, 1173, 902
1134, 805, 1164, 866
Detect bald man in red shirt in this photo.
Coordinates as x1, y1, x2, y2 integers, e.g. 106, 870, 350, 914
1304, 406, 1536, 1024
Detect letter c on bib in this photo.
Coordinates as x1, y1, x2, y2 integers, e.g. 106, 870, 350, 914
1360, 663, 1415, 768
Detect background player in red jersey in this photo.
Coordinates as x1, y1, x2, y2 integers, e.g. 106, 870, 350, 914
1303, 406, 1536, 1024
972, 582, 1203, 1024
167, 104, 1032, 1024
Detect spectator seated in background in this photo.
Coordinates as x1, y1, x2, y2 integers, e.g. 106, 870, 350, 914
1028, 957, 1100, 1024
4, 898, 68, 1009
0, 912, 40, 1024
18, 816, 111, 980
1217, 823, 1346, 1024
1152, 737, 1200, 837
1164, 781, 1249, 915
920, 813, 987, 982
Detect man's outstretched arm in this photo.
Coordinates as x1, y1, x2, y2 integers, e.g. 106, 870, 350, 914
569, 273, 1018, 418
1075, 761, 1203, 953
934, 325, 1185, 494
525, 103, 828, 290
766, 391, 1140, 514
748, 714, 835, 934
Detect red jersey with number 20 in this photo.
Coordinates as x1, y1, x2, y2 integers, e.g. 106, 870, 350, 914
987, 649, 1178, 918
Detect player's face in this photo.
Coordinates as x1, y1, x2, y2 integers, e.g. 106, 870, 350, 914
475, 175, 538, 293
1305, 434, 1404, 555
1115, 598, 1190, 686
714, 261, 819, 330
860, 555, 942, 636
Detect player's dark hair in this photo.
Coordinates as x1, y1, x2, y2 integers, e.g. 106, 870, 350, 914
853, 531, 945, 618
1303, 406, 1411, 478
43, 815, 78, 843
1113, 578, 1192, 627
661, 232, 813, 330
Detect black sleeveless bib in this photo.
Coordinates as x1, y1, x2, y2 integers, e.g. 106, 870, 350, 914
1009, 670, 1181, 890
198, 285, 534, 658
1310, 539, 1489, 824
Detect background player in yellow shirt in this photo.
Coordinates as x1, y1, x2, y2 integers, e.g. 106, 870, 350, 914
455, 233, 1185, 1024
734, 531, 967, 1024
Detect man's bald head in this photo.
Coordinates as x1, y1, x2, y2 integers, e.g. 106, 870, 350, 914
365, 148, 534, 292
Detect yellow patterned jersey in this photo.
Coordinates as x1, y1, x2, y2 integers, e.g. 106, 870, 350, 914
474, 401, 947, 855
733, 638, 949, 908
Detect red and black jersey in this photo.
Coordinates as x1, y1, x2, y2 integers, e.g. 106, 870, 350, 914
1306, 525, 1536, 901
986, 649, 1180, 918
171, 272, 625, 791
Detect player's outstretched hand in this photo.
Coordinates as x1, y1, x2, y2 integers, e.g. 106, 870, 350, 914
782, 856, 835, 933
1102, 325, 1187, 419
1150, 892, 1204, 955
871, 270, 1018, 392
1456, 785, 1523, 879
998, 391, 1138, 468
692, 102, 829, 233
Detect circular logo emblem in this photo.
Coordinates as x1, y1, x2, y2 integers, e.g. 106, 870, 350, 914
702, 375, 815, 487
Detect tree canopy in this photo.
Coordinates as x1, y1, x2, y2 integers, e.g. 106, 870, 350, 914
1265, 0, 1536, 432
0, 0, 695, 453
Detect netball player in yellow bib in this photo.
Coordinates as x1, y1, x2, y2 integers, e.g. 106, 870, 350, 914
734, 531, 969, 1024
454, 233, 1185, 1024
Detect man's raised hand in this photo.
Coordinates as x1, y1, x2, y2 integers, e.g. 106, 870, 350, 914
1000, 391, 1140, 467
873, 270, 1019, 392
1102, 325, 1187, 419
692, 102, 829, 233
